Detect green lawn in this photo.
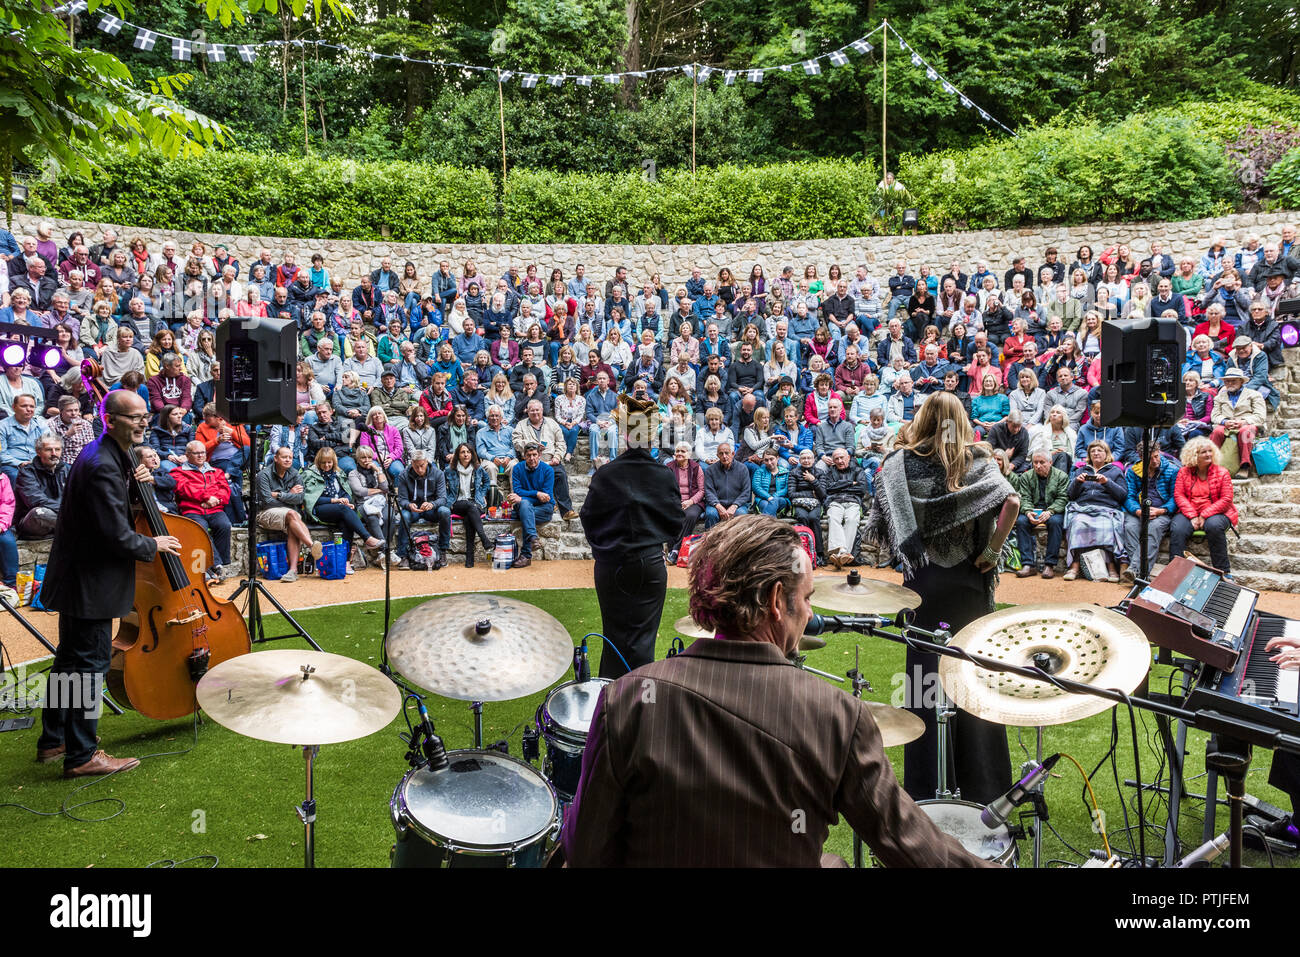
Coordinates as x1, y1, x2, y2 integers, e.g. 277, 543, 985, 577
0, 588, 1291, 868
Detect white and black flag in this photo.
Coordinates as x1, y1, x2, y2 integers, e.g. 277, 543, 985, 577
575, 75, 592, 86
746, 68, 763, 83
207, 44, 226, 63
237, 45, 256, 63
802, 59, 821, 75
97, 14, 122, 34
498, 70, 515, 83
133, 28, 158, 51
520, 74, 539, 88
171, 37, 191, 61
829, 50, 848, 67
547, 74, 564, 86
723, 70, 737, 85
850, 39, 873, 54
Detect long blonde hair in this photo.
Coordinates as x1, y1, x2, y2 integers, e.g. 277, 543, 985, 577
894, 391, 982, 491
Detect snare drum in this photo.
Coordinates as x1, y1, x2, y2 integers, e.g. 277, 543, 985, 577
390, 750, 558, 868
916, 799, 1018, 867
536, 678, 610, 803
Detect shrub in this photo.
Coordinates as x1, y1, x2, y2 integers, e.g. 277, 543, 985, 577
1266, 148, 1300, 209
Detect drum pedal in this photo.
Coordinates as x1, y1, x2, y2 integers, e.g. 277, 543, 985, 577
522, 725, 540, 762
487, 739, 510, 755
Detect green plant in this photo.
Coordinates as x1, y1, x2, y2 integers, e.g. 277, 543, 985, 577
1266, 148, 1300, 210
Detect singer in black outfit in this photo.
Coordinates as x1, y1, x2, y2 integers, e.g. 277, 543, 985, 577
35, 391, 181, 777
579, 394, 681, 678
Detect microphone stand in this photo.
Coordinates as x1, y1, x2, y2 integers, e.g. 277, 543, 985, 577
829, 614, 1300, 867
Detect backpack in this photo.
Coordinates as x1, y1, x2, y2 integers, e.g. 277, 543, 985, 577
792, 524, 819, 568
409, 532, 441, 571
676, 533, 704, 567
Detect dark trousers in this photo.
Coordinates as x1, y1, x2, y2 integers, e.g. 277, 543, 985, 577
670, 503, 704, 552
1169, 512, 1232, 573
184, 510, 232, 566
551, 465, 573, 514
450, 500, 493, 566
793, 505, 825, 561
0, 527, 15, 587
594, 549, 667, 679
313, 502, 369, 545
401, 505, 452, 553
37, 615, 112, 768
1015, 513, 1064, 569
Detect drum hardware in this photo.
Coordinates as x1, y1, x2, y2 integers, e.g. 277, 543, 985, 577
666, 636, 685, 657
790, 654, 844, 684
849, 644, 869, 869
197, 650, 402, 868
522, 725, 541, 762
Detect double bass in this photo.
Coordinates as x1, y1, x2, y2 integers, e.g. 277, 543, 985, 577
108, 450, 250, 719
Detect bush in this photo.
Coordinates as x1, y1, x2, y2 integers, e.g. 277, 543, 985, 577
1266, 148, 1300, 209
32, 151, 497, 243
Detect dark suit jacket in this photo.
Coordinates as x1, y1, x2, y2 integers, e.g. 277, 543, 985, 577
40, 436, 157, 618
563, 638, 992, 867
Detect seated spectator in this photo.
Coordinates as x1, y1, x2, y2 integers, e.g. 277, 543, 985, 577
512, 373, 551, 423
435, 405, 472, 468
1045, 366, 1088, 430
484, 373, 515, 419
343, 336, 384, 392
513, 398, 577, 519
1241, 299, 1285, 371
784, 448, 826, 564
370, 369, 419, 431
139, 446, 177, 512
1011, 450, 1068, 578
196, 403, 250, 522
13, 434, 66, 539
296, 361, 328, 411
724, 342, 765, 410
1074, 395, 1127, 462
400, 404, 438, 467
476, 404, 518, 477
393, 341, 432, 390
972, 373, 1010, 435
1170, 437, 1238, 575
48, 395, 93, 466
751, 448, 790, 516
1210, 366, 1267, 478
663, 442, 705, 565
703, 443, 750, 528
0, 394, 46, 485
349, 445, 395, 568
911, 344, 948, 396
308, 336, 342, 395
1119, 439, 1179, 582
1229, 334, 1277, 411
255, 444, 319, 583
1063, 440, 1126, 582
820, 447, 870, 568
507, 443, 555, 568
146, 352, 192, 423
694, 407, 735, 467
303, 446, 384, 575
1178, 371, 1214, 439
987, 410, 1031, 473
1183, 334, 1226, 390
584, 371, 620, 469
443, 442, 497, 568
813, 397, 855, 470
173, 440, 234, 582
332, 370, 370, 430
885, 373, 922, 427
306, 401, 357, 475
1030, 404, 1077, 474
360, 406, 406, 483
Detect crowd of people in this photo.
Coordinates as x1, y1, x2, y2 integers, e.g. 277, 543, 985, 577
0, 220, 1296, 585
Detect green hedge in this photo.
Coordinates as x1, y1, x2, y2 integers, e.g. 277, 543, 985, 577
1267, 148, 1300, 209
32, 151, 497, 243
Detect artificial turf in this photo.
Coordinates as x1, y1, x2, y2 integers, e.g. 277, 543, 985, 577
0, 588, 1292, 869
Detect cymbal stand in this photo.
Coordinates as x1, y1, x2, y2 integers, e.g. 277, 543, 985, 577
296, 743, 319, 868
933, 625, 958, 800
847, 644, 870, 868
471, 701, 484, 749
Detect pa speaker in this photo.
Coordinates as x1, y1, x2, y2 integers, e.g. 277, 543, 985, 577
1099, 317, 1186, 428
216, 317, 297, 426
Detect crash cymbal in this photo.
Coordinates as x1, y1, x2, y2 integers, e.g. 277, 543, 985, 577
197, 650, 402, 746
386, 593, 573, 702
675, 614, 825, 651
938, 603, 1151, 727
811, 571, 920, 616
865, 701, 926, 748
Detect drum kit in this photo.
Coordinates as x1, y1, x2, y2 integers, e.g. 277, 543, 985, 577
194, 569, 1154, 869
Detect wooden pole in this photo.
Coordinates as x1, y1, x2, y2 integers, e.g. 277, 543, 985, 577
881, 20, 887, 181
690, 63, 698, 180
301, 53, 309, 151
497, 70, 508, 186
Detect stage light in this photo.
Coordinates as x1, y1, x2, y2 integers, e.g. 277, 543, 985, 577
1, 342, 27, 366
1281, 320, 1300, 349
901, 208, 920, 230
36, 345, 61, 368
10, 183, 27, 211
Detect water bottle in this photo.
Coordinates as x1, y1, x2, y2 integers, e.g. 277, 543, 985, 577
492, 533, 515, 571
333, 533, 343, 546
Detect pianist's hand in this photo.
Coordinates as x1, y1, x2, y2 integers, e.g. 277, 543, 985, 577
1266, 635, 1300, 673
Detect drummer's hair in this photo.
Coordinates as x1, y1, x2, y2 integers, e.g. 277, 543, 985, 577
688, 515, 804, 639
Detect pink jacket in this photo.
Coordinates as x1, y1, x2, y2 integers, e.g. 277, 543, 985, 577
361, 424, 405, 465
0, 473, 14, 533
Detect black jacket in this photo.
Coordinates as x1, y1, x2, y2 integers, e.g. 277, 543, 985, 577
579, 446, 680, 563
397, 465, 447, 511
39, 436, 157, 618
15, 461, 67, 522
306, 418, 352, 459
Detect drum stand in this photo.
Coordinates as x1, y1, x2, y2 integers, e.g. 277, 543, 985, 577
934, 629, 958, 801
296, 744, 320, 868
471, 701, 485, 749
847, 645, 871, 869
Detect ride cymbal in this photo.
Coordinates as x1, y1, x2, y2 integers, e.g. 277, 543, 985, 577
811, 571, 920, 616
938, 603, 1151, 727
197, 650, 401, 745
386, 593, 574, 701
865, 701, 926, 748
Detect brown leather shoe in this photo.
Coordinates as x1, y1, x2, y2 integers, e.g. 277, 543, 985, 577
1016, 566, 1036, 578
36, 736, 99, 764
64, 750, 140, 778
1041, 566, 1055, 580
562, 510, 578, 520
511, 554, 532, 569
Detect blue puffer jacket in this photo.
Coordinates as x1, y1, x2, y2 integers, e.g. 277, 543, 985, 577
1123, 456, 1179, 514
751, 464, 790, 504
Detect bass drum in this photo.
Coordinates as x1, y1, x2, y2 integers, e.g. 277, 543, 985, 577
536, 678, 610, 803
915, 799, 1018, 867
390, 750, 558, 868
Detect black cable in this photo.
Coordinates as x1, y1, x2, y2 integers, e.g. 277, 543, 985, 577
1240, 822, 1277, 869
1122, 694, 1146, 866
1043, 817, 1088, 861
146, 855, 219, 868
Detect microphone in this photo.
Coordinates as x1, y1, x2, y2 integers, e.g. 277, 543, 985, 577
416, 700, 449, 772
1175, 832, 1230, 868
981, 754, 1060, 828
804, 613, 891, 635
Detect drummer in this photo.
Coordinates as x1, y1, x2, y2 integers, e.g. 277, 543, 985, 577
562, 514, 995, 867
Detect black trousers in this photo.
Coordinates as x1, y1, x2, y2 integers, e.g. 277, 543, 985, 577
450, 500, 493, 565
670, 504, 704, 552
902, 557, 1012, 806
37, 615, 112, 768
552, 465, 573, 514
1169, 513, 1232, 573
594, 548, 667, 679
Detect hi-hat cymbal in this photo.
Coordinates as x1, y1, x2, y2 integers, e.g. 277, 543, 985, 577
811, 572, 920, 616
386, 594, 573, 702
938, 603, 1151, 727
865, 701, 926, 748
197, 650, 402, 746
674, 614, 826, 651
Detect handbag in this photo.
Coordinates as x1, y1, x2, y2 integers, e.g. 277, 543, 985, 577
1252, 433, 1291, 476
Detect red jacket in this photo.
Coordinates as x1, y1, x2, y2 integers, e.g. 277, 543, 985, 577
419, 388, 454, 426
195, 419, 251, 457
173, 466, 231, 515
1174, 464, 1237, 526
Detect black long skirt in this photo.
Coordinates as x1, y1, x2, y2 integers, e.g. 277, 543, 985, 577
901, 557, 1013, 806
